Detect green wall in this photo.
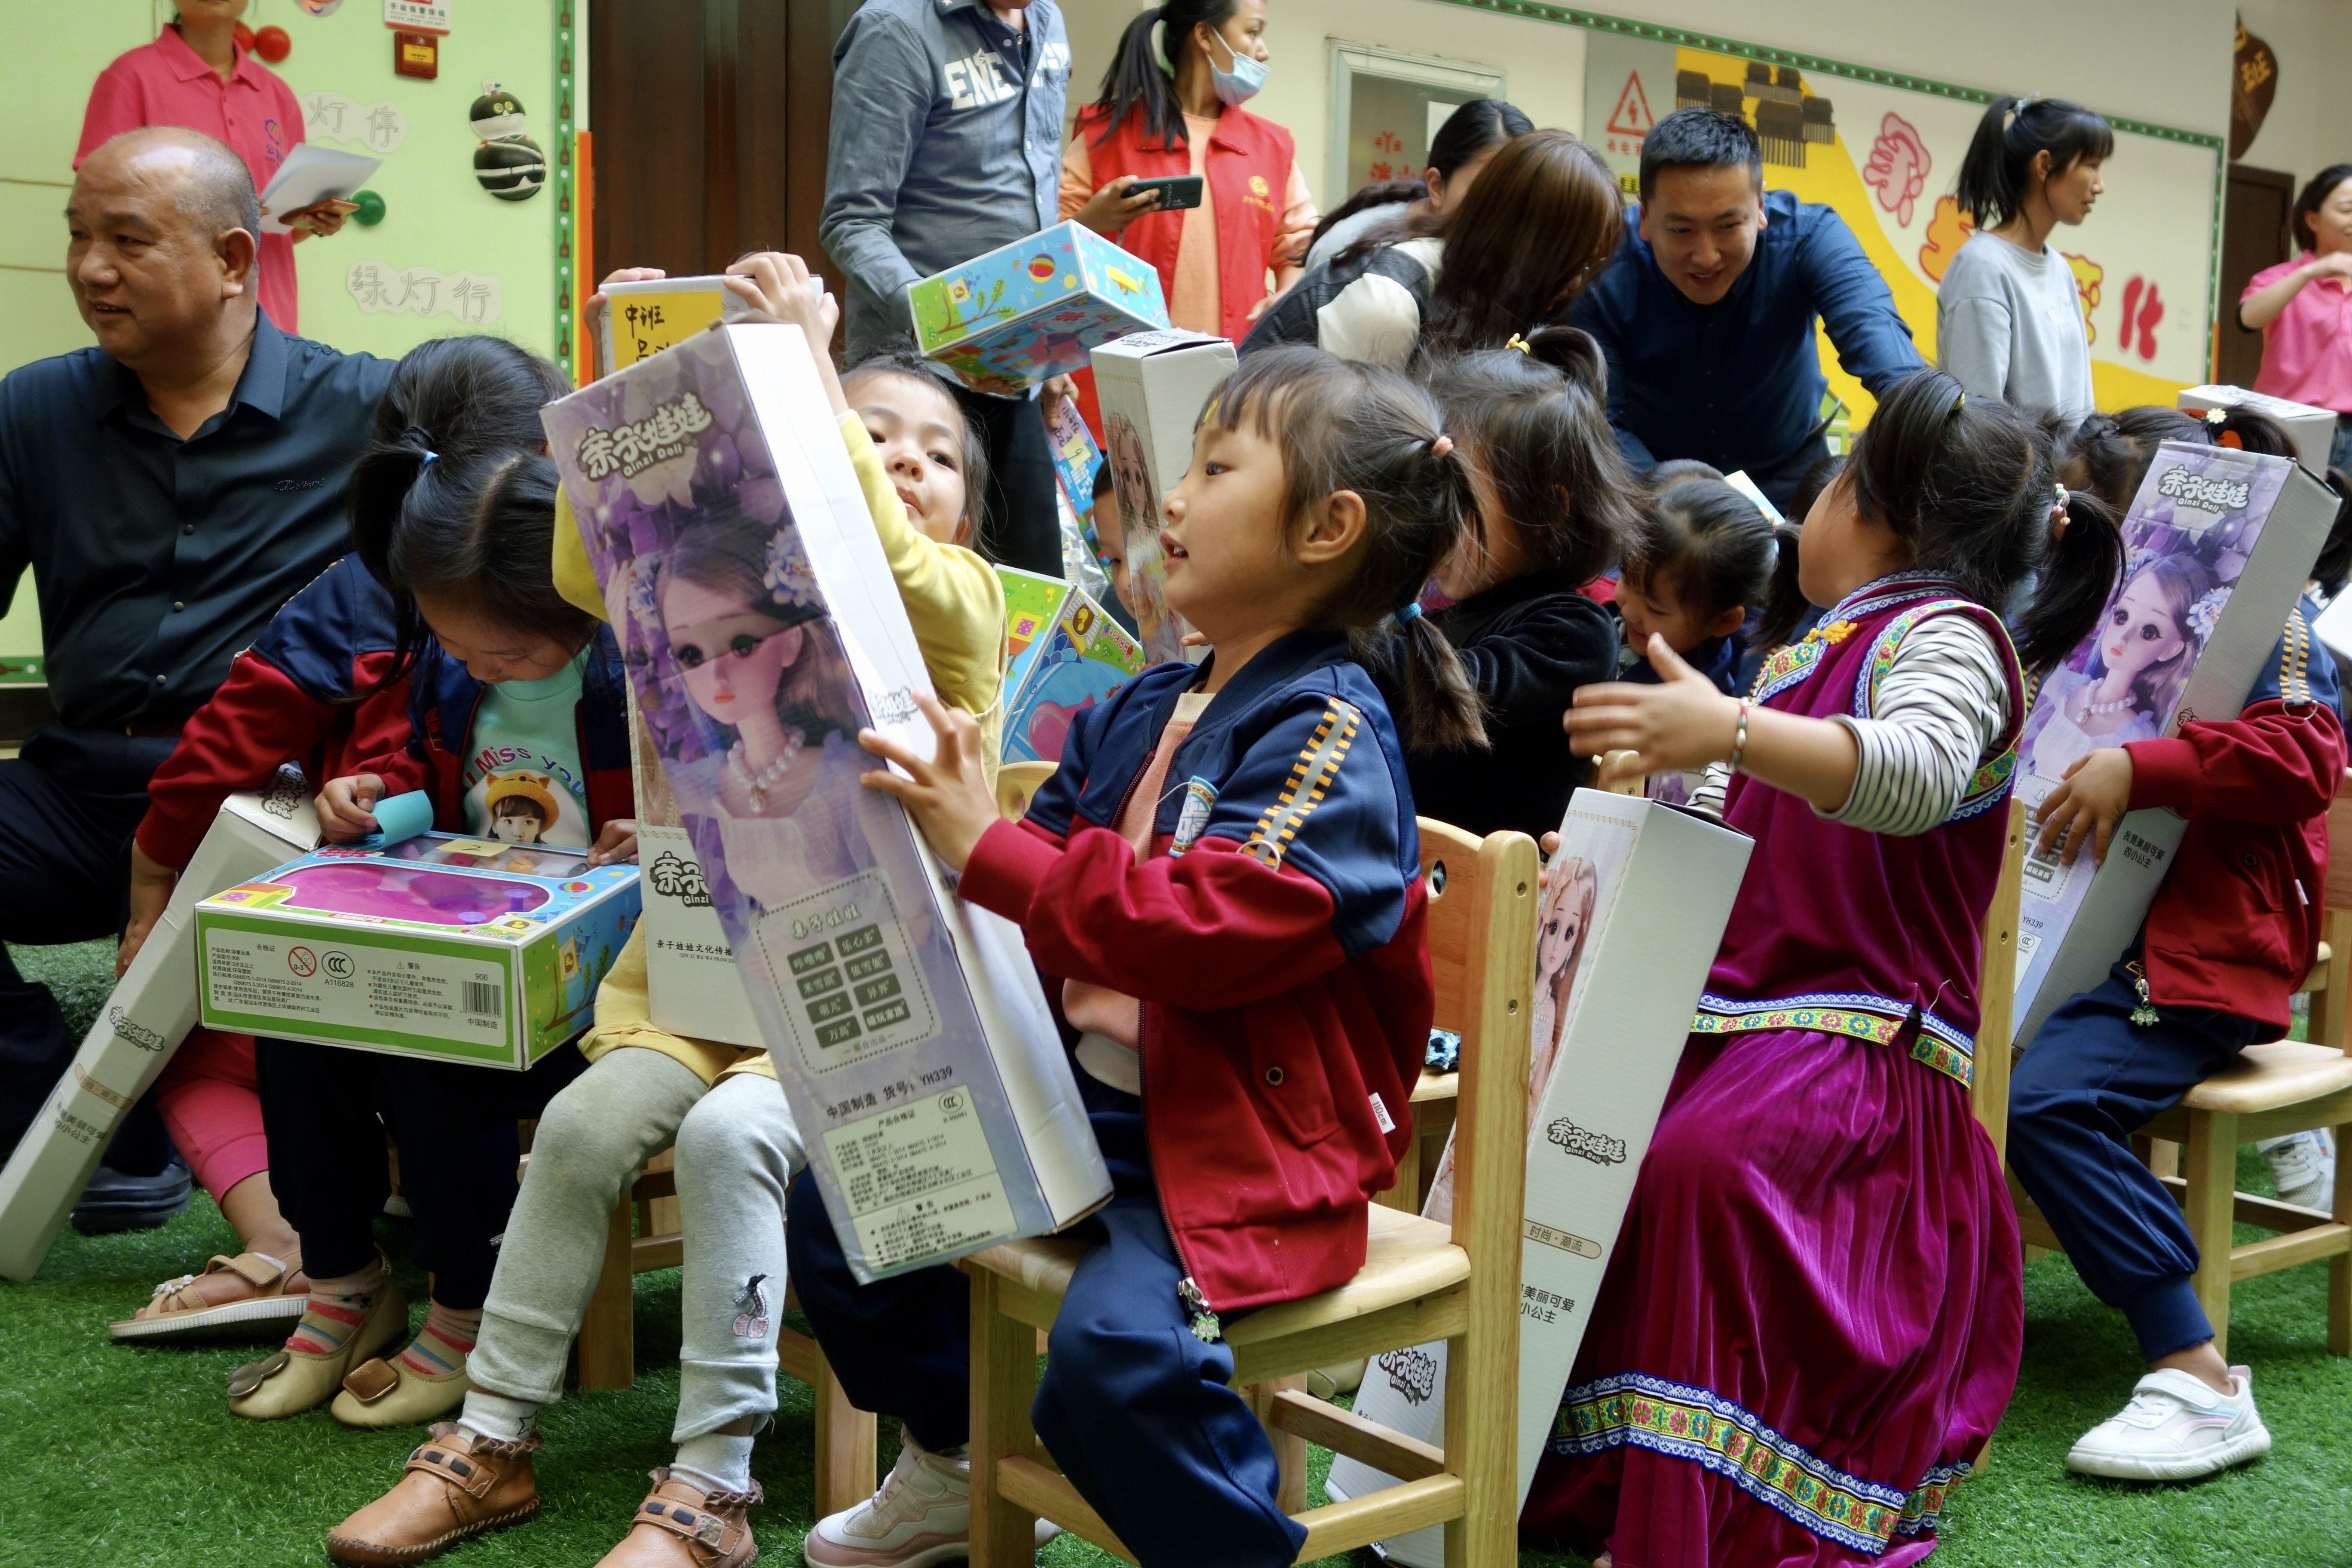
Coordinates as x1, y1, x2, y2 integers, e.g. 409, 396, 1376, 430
0, 0, 576, 672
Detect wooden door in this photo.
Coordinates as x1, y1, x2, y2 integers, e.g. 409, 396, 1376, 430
2217, 164, 2294, 388
589, 0, 851, 288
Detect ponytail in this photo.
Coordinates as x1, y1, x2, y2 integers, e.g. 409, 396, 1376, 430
1090, 1, 1238, 151
1755, 523, 1811, 653
1205, 346, 1487, 751
1955, 95, 2114, 230
2011, 488, 2123, 673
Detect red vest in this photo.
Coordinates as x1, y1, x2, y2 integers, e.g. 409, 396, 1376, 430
1074, 101, 1295, 345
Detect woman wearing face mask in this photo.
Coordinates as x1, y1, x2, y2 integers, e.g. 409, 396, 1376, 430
1062, 0, 1316, 349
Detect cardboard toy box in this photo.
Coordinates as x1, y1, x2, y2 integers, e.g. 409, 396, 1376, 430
196, 835, 641, 1071
1327, 791, 1752, 1563
908, 222, 1169, 387
2013, 444, 2337, 1047
2178, 384, 2338, 479
996, 566, 1146, 765
543, 323, 1112, 1282
1091, 329, 1233, 663
0, 776, 320, 1281
594, 276, 764, 378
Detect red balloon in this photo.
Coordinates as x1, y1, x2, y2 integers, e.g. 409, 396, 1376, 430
254, 25, 291, 64
233, 22, 256, 51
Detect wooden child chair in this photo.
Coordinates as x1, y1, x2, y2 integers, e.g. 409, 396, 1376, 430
959, 818, 1537, 1566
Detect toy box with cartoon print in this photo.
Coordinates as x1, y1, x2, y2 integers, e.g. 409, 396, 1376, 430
2012, 443, 2338, 1047
996, 565, 1146, 764
194, 834, 641, 1071
908, 221, 1169, 386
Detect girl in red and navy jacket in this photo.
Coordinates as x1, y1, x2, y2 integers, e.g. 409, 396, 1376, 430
788, 347, 1481, 1568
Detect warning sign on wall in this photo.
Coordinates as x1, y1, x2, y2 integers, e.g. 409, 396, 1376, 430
1584, 33, 1675, 193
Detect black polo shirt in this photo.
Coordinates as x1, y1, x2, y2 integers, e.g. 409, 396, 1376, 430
0, 314, 394, 733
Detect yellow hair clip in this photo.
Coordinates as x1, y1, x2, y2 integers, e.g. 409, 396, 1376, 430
1506, 333, 1532, 355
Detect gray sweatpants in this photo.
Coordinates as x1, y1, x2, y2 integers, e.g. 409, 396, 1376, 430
672, 1071, 808, 1442
467, 1046, 709, 1409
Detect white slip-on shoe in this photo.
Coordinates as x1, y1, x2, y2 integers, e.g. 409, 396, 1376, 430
2065, 1366, 2272, 1482
2258, 1129, 2337, 1211
803, 1428, 1058, 1568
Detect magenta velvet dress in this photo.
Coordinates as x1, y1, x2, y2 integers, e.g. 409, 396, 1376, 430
1522, 574, 2027, 1566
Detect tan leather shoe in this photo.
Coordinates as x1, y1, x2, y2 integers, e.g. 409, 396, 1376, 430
594, 1471, 760, 1568
330, 1353, 473, 1428
111, 1250, 309, 1341
227, 1271, 408, 1421
325, 1423, 542, 1566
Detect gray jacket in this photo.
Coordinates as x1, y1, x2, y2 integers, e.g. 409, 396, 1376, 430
822, 0, 1070, 362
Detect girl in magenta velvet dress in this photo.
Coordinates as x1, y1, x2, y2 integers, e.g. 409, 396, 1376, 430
1550, 370, 2126, 1567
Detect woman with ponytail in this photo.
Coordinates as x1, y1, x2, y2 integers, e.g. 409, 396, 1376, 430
1937, 95, 2112, 419
1534, 368, 2120, 1565
1062, 0, 1316, 346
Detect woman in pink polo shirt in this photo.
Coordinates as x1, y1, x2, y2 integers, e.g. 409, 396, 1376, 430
2242, 163, 2352, 472
77, 0, 348, 336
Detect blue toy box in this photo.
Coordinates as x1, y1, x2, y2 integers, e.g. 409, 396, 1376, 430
908, 222, 1170, 386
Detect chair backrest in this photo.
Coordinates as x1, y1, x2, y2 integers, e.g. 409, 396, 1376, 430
996, 760, 1057, 822
2312, 767, 2352, 1055
1969, 799, 2027, 1161
1417, 818, 1539, 1255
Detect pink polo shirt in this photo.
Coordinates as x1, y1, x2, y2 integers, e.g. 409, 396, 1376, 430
2245, 252, 2352, 415
77, 26, 308, 334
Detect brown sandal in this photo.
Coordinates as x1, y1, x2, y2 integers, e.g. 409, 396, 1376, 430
325, 1422, 542, 1566
110, 1251, 309, 1341
592, 1470, 761, 1568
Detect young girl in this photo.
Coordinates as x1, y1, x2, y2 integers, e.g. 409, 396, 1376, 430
324, 254, 1009, 1568
841, 347, 992, 551
1540, 368, 2123, 1566
1617, 476, 1788, 696
1936, 95, 2112, 420
227, 337, 619, 1430
787, 345, 1478, 1568
1387, 325, 1634, 839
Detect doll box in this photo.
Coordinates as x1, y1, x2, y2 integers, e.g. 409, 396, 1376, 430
1327, 792, 1753, 1563
995, 566, 1145, 765
2014, 445, 2338, 1047
0, 776, 320, 1281
542, 323, 1112, 1282
907, 222, 1169, 387
631, 680, 766, 1051
193, 836, 642, 1072
2178, 384, 2339, 480
1090, 329, 1233, 664
594, 276, 764, 379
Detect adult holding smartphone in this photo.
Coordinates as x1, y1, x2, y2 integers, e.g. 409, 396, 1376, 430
1061, 0, 1317, 348
2241, 164, 2352, 473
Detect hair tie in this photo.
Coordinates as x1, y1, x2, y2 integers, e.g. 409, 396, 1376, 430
421, 450, 440, 468
2218, 430, 2245, 450
1429, 434, 1455, 459
1505, 333, 1532, 355
1393, 601, 1424, 630
2050, 484, 2069, 524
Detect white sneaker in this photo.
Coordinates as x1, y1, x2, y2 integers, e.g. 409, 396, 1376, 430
803, 1427, 1060, 1568
2065, 1366, 2272, 1482
2258, 1129, 2337, 1211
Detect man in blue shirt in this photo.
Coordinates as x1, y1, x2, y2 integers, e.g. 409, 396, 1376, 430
1572, 107, 1923, 511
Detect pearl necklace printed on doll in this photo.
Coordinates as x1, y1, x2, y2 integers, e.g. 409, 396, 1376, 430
730, 729, 805, 813
2077, 692, 2136, 718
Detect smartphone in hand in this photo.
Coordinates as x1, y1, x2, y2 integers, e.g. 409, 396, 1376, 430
1123, 175, 1205, 211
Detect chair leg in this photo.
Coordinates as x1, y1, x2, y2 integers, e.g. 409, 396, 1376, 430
968, 1269, 1042, 1568
1246, 1375, 1310, 1515
809, 1344, 879, 1521
576, 1197, 637, 1391
2331, 1119, 2352, 1357
2182, 1110, 2239, 1362
1439, 1321, 1516, 1568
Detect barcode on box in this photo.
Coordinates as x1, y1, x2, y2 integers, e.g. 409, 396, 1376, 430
462, 980, 502, 1019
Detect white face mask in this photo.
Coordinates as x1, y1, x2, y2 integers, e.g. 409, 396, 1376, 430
1206, 28, 1268, 107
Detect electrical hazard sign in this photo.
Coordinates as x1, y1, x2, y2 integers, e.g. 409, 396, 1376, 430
1607, 71, 1656, 142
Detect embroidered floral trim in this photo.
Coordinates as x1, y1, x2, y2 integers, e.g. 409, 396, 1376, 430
1745, 575, 1968, 706
1550, 1371, 1971, 1555
1691, 989, 1975, 1089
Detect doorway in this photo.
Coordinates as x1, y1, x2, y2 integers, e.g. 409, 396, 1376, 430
2217, 163, 2294, 388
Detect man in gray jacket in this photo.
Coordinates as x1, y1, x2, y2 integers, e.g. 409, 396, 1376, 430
823, 0, 1071, 576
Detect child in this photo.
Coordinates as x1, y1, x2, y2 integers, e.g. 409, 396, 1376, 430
1539, 368, 2123, 1566
841, 347, 992, 551
1386, 325, 1635, 839
221, 337, 614, 1431
788, 345, 1477, 1568
1090, 460, 1140, 622
2008, 419, 2351, 1481
1617, 477, 1789, 696
324, 253, 1008, 1568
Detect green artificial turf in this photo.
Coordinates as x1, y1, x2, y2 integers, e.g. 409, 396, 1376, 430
4, 940, 2348, 1567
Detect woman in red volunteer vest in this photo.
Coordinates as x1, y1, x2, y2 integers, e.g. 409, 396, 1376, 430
1061, 0, 1317, 352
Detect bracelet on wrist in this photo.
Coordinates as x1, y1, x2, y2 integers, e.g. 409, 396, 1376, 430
1729, 698, 1753, 773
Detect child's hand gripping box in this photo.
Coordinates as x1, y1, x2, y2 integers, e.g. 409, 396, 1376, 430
0, 773, 319, 1281
543, 322, 1112, 1282
195, 835, 641, 1070
1090, 328, 1233, 663
2013, 443, 2337, 1047
996, 565, 1145, 765
909, 222, 1169, 388
1327, 791, 1752, 1566
2178, 384, 2339, 479
594, 275, 763, 378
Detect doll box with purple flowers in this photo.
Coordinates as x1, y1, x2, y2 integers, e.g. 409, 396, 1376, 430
194, 835, 641, 1071
542, 324, 1111, 1283
2014, 444, 2337, 1046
